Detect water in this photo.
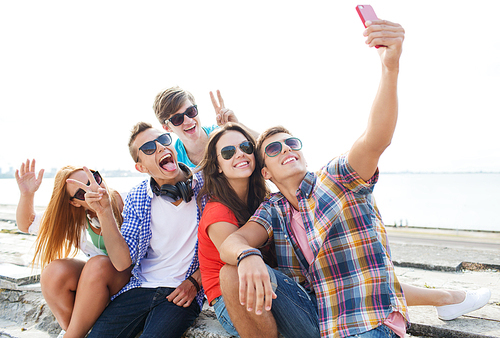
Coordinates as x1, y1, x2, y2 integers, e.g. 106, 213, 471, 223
1, 173, 499, 232
375, 173, 500, 232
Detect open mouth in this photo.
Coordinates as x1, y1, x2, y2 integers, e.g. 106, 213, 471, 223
159, 153, 176, 172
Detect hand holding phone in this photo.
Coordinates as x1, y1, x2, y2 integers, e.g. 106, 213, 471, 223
356, 5, 383, 48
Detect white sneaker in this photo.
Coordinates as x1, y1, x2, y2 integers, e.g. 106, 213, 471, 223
57, 329, 66, 338
436, 288, 491, 320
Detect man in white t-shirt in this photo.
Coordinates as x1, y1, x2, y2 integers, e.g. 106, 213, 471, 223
78, 122, 206, 337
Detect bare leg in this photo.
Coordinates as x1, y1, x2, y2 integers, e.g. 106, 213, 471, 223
401, 283, 465, 307
219, 265, 278, 338
64, 255, 132, 338
40, 258, 86, 330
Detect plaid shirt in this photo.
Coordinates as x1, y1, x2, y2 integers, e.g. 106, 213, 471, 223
250, 155, 408, 337
112, 172, 206, 310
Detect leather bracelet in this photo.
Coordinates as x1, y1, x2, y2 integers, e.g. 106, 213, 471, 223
187, 275, 200, 292
237, 248, 263, 267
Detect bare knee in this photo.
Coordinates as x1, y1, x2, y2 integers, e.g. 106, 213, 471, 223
220, 264, 239, 295
40, 259, 84, 291
81, 255, 114, 280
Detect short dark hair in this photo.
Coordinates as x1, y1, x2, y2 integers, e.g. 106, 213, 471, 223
128, 122, 153, 162
255, 126, 292, 168
153, 86, 196, 125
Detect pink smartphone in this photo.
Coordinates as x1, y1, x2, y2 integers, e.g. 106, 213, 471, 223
356, 5, 383, 48
356, 5, 379, 28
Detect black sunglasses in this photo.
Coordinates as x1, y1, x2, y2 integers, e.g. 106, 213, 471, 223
219, 141, 254, 160
70, 170, 103, 201
167, 105, 198, 127
137, 133, 172, 162
264, 137, 302, 157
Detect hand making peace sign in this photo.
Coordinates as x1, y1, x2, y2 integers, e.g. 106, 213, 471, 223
66, 166, 110, 215
210, 90, 239, 126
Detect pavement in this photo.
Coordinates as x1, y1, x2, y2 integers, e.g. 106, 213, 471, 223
1, 203, 499, 338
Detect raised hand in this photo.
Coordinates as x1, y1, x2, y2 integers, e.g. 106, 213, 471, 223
210, 90, 239, 126
363, 20, 405, 71
15, 159, 44, 196
66, 167, 110, 214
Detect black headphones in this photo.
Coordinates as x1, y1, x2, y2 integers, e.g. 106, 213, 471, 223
150, 163, 194, 202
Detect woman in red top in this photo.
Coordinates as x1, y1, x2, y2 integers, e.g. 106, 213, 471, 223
197, 123, 269, 335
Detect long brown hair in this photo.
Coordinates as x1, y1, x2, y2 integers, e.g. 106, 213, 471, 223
32, 166, 123, 270
197, 123, 269, 226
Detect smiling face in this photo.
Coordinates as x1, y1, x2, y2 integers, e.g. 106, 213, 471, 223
260, 132, 307, 185
134, 128, 182, 186
163, 100, 203, 144
216, 130, 255, 184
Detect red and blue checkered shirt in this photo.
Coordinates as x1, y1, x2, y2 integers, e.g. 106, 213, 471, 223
250, 155, 408, 337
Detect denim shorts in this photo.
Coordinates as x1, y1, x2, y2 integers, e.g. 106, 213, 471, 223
350, 325, 399, 338
212, 295, 239, 336
213, 265, 319, 338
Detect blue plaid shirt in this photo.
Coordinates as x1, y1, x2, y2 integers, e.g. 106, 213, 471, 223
112, 172, 206, 310
250, 155, 408, 337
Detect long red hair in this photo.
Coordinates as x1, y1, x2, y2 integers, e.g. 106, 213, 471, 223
31, 166, 123, 270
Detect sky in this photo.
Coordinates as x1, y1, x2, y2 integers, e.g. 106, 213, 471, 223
1, 0, 499, 175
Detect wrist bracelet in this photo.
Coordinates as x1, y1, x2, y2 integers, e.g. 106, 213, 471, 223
187, 275, 200, 292
237, 248, 263, 267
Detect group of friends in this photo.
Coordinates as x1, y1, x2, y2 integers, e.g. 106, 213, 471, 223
15, 18, 491, 338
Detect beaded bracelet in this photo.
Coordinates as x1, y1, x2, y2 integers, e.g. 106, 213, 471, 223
187, 275, 201, 292
237, 248, 263, 267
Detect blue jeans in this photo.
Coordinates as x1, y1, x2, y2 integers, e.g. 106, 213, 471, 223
212, 295, 239, 336
349, 325, 398, 338
267, 266, 320, 338
215, 266, 319, 338
87, 287, 200, 338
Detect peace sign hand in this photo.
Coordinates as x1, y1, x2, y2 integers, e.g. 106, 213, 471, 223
66, 167, 110, 215
210, 90, 239, 126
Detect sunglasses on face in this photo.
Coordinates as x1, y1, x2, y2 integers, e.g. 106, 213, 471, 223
167, 105, 198, 127
136, 133, 172, 162
70, 170, 103, 201
219, 141, 254, 160
264, 137, 302, 157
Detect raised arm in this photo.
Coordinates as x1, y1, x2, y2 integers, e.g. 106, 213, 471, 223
67, 167, 132, 271
15, 159, 44, 233
348, 20, 405, 181
210, 90, 259, 139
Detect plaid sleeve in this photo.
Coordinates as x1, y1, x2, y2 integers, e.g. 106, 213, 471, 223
121, 183, 148, 263
325, 154, 379, 195
249, 200, 274, 242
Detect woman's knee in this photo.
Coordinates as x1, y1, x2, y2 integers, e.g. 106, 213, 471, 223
40, 258, 84, 290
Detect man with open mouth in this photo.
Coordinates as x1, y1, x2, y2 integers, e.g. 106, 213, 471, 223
83, 122, 206, 338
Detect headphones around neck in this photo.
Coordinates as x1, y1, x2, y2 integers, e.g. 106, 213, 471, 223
150, 163, 194, 202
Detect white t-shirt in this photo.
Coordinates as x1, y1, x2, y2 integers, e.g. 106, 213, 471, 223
139, 194, 198, 288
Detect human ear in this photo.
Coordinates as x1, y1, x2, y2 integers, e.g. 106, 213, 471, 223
261, 166, 272, 180
162, 123, 173, 133
135, 162, 149, 174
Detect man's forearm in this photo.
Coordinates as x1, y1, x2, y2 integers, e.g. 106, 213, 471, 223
219, 232, 253, 266
98, 209, 133, 271
365, 67, 399, 153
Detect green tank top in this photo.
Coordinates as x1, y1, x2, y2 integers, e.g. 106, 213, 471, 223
86, 218, 108, 255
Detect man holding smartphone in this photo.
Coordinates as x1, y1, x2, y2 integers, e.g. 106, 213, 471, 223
219, 18, 408, 338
